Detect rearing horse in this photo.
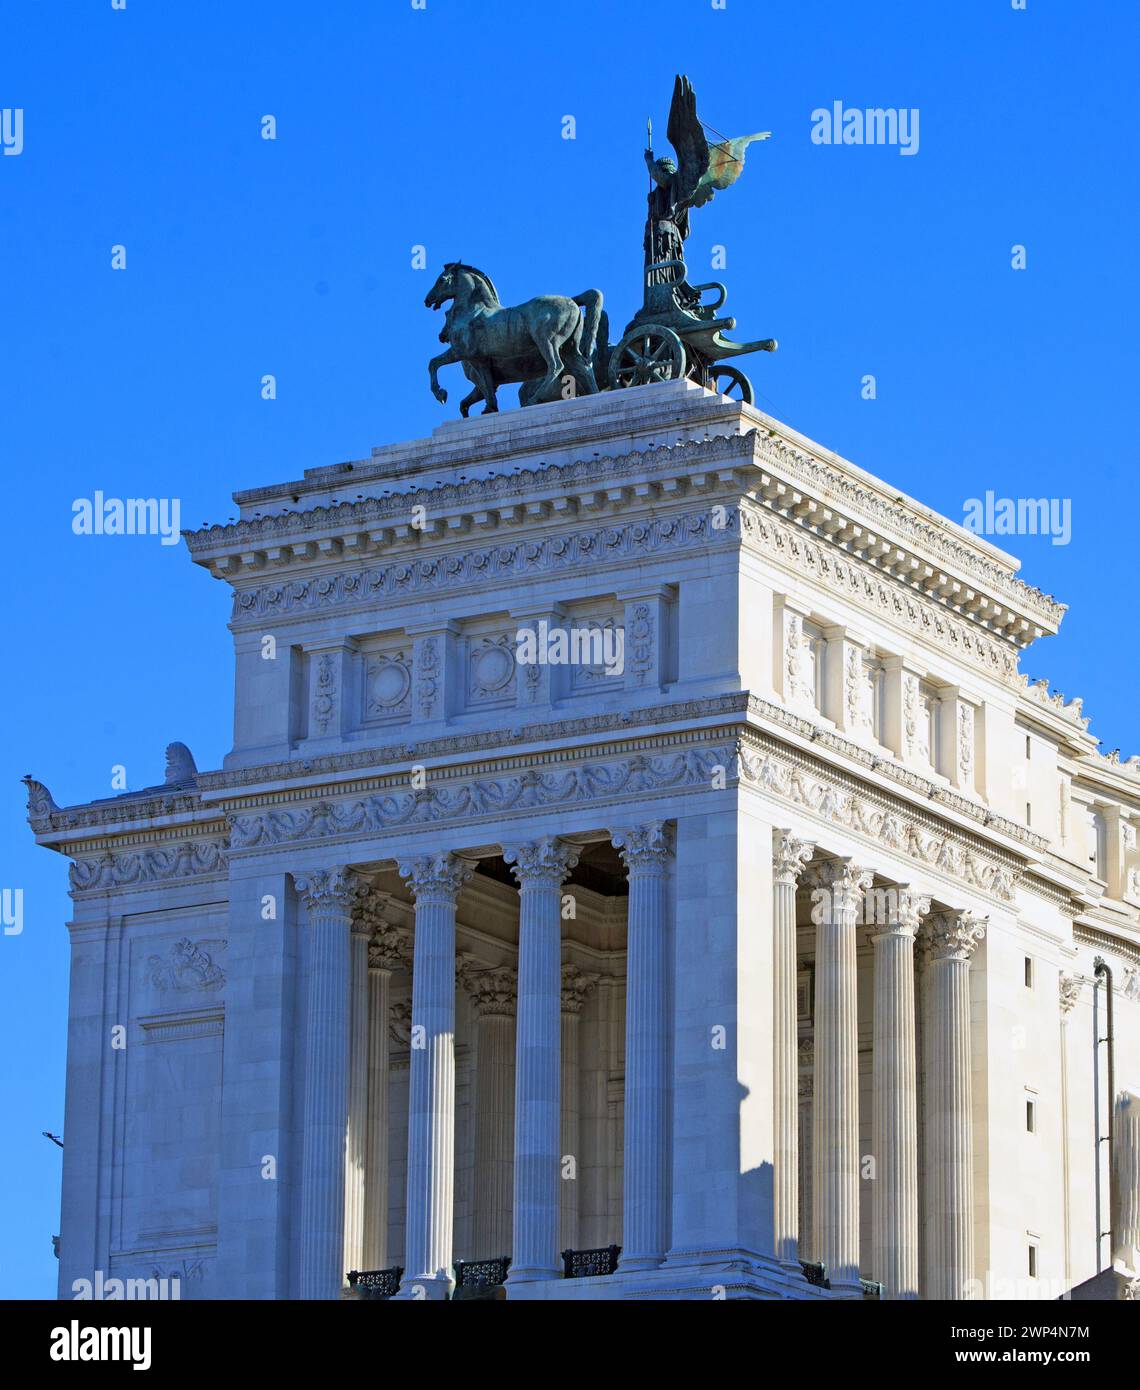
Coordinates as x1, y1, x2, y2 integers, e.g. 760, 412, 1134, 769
425, 262, 604, 415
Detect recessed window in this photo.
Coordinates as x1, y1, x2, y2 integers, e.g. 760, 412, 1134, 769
1024, 957, 1034, 989
1026, 1099, 1036, 1133
1026, 735, 1032, 760
1026, 801, 1033, 827
1028, 1244, 1038, 1278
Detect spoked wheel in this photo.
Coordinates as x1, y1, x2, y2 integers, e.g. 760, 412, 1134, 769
709, 363, 755, 405
609, 324, 687, 389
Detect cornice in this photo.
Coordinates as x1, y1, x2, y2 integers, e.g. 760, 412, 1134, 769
1072, 922, 1140, 971
31, 690, 1050, 866
747, 429, 1063, 630
188, 426, 1060, 651
56, 716, 1034, 908
198, 693, 750, 794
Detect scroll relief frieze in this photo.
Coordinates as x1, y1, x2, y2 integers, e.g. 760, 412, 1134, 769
229, 508, 735, 622
736, 741, 1020, 903
226, 744, 735, 850
69, 838, 230, 895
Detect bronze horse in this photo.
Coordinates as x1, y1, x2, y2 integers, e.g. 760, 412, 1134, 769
425, 263, 605, 415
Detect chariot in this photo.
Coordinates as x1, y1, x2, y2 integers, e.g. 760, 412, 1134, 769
606, 253, 777, 404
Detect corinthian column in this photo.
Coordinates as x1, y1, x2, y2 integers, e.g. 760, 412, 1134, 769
1114, 1089, 1140, 1273
460, 964, 518, 1257
357, 887, 410, 1272
807, 857, 873, 1293
612, 822, 673, 1271
395, 852, 473, 1299
922, 910, 985, 1300
343, 908, 371, 1275
295, 866, 357, 1300
871, 886, 929, 1300
561, 963, 599, 1253
503, 836, 578, 1284
773, 830, 814, 1268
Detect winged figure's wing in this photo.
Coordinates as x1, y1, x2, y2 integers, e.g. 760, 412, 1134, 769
666, 74, 711, 205
704, 131, 771, 192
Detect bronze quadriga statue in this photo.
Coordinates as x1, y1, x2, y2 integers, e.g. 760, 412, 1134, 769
426, 74, 776, 415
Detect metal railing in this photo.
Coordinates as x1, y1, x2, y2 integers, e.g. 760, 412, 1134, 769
346, 1266, 403, 1300
453, 1256, 511, 1290
562, 1245, 621, 1279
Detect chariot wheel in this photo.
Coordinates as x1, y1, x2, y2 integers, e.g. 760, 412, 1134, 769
709, 363, 755, 406
608, 324, 687, 390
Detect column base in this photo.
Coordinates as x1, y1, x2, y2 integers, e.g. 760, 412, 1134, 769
505, 1265, 561, 1285
393, 1272, 454, 1301
617, 1254, 665, 1273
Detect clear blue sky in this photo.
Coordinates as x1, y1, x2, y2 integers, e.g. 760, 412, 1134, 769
1, 1, 1136, 1299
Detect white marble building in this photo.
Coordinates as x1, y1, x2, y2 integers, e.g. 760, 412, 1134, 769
26, 381, 1140, 1300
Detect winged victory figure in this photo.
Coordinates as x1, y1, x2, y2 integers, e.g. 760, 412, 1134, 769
644, 75, 770, 304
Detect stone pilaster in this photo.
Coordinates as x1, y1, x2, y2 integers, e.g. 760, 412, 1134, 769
612, 822, 673, 1271
394, 852, 473, 1298
922, 910, 985, 1300
460, 964, 518, 1258
617, 585, 672, 693
871, 886, 930, 1300
560, 962, 600, 1253
772, 829, 814, 1268
807, 857, 873, 1293
1059, 971, 1080, 1286
294, 866, 357, 1300
503, 837, 578, 1283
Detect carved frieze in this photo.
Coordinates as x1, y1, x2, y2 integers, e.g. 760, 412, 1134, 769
227, 746, 732, 852
736, 740, 1021, 903
69, 839, 229, 894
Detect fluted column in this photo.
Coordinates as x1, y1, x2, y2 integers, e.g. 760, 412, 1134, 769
343, 908, 371, 1275
1114, 1089, 1140, 1273
612, 822, 673, 1271
560, 963, 599, 1253
461, 964, 518, 1257
295, 866, 357, 1300
808, 857, 872, 1293
395, 852, 473, 1298
772, 830, 814, 1268
871, 886, 930, 1299
922, 910, 985, 1300
503, 836, 578, 1283
358, 888, 410, 1272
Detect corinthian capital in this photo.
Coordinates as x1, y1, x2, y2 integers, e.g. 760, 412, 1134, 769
870, 885, 931, 940
397, 852, 474, 903
926, 910, 986, 962
502, 836, 579, 887
460, 964, 518, 1017
773, 829, 815, 885
561, 962, 600, 1015
805, 857, 874, 914
610, 822, 673, 877
294, 865, 357, 911
1059, 972, 1082, 1017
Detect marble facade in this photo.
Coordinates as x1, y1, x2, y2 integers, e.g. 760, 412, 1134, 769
26, 382, 1140, 1300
